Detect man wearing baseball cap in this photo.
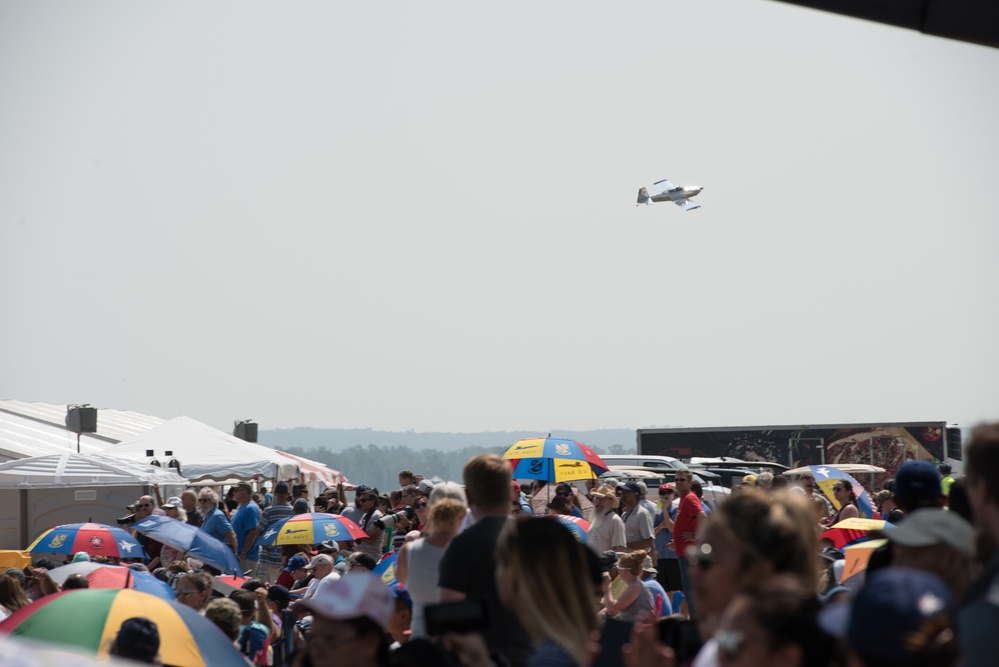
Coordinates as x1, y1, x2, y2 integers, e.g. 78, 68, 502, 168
294, 573, 394, 666
894, 460, 945, 513
231, 482, 261, 575
618, 480, 655, 558
883, 507, 975, 600
274, 553, 309, 591
243, 481, 294, 584
301, 554, 339, 601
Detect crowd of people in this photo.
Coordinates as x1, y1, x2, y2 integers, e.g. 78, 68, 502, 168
2, 424, 999, 667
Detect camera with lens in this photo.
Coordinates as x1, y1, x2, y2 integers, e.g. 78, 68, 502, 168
374, 505, 416, 530
117, 501, 139, 526
598, 550, 619, 573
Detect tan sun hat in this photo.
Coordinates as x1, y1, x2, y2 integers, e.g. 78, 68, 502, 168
590, 484, 620, 509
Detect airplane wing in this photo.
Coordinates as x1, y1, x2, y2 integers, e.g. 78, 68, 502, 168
675, 199, 701, 211
652, 179, 675, 194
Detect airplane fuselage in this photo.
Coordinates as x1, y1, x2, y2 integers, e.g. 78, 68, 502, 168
637, 179, 703, 211
651, 186, 702, 203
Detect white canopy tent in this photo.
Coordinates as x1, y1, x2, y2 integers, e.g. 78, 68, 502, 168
0, 452, 188, 551
0, 400, 165, 462
0, 452, 188, 488
102, 416, 300, 484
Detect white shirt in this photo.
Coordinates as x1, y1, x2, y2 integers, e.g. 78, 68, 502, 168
302, 570, 341, 600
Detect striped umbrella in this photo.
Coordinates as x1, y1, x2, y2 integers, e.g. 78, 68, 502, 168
27, 523, 147, 560
47, 562, 175, 601
255, 512, 368, 546
550, 514, 590, 543
502, 437, 608, 483
0, 588, 245, 667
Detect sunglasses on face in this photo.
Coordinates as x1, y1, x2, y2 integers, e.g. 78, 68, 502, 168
832, 486, 845, 492
555, 491, 572, 497
415, 502, 428, 509
685, 543, 718, 571
659, 492, 674, 496
714, 629, 747, 661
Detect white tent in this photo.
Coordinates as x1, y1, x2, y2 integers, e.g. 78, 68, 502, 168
0, 452, 187, 488
102, 416, 300, 483
0, 453, 188, 551
0, 400, 165, 462
277, 451, 346, 486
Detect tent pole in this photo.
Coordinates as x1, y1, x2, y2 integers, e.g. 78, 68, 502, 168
19, 489, 28, 551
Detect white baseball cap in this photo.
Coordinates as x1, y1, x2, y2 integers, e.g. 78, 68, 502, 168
295, 572, 394, 630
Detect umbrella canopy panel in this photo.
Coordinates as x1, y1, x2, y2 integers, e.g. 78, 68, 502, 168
0, 588, 246, 667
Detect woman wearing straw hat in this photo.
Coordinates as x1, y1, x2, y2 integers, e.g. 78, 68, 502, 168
587, 484, 627, 555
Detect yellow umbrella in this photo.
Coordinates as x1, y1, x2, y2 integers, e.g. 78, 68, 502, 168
831, 518, 888, 531
842, 538, 888, 581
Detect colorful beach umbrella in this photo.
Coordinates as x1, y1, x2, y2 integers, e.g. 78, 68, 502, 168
551, 514, 590, 543
820, 517, 894, 549
47, 562, 175, 601
255, 512, 368, 546
130, 515, 240, 574
374, 552, 399, 589
0, 588, 246, 667
215, 574, 249, 588
842, 538, 888, 582
502, 437, 609, 483
27, 523, 147, 560
807, 465, 875, 518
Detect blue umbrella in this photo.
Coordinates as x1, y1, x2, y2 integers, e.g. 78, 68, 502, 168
373, 552, 398, 589
130, 515, 241, 574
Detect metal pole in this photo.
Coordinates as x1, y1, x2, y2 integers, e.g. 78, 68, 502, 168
869, 437, 875, 490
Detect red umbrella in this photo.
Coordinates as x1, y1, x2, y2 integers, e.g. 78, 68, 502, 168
27, 523, 148, 560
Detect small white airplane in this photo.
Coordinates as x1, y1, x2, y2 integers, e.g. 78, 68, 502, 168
637, 179, 703, 211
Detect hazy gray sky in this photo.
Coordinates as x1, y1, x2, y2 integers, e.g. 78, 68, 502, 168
3, 2, 998, 435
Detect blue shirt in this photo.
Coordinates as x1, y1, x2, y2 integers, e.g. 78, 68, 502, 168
654, 505, 678, 559
232, 501, 262, 559
200, 507, 234, 544
642, 578, 672, 617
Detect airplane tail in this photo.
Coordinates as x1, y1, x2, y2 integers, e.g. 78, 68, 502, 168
637, 187, 652, 205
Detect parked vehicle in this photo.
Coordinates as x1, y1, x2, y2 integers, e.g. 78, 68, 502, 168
637, 422, 961, 488
599, 466, 730, 508
600, 454, 686, 470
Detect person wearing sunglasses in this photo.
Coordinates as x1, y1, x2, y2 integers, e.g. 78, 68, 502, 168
553, 483, 584, 519
673, 470, 708, 618
687, 491, 818, 667
174, 571, 212, 613
197, 488, 238, 554
129, 495, 165, 569
713, 576, 843, 667
823, 482, 861, 527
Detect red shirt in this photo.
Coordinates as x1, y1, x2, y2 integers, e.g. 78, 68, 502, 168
673, 492, 703, 558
